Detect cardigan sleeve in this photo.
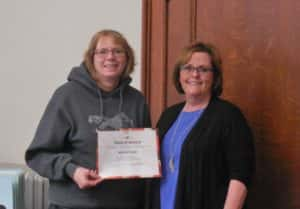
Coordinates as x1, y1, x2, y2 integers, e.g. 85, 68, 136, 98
223, 106, 255, 188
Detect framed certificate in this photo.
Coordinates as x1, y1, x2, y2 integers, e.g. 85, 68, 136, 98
97, 128, 161, 179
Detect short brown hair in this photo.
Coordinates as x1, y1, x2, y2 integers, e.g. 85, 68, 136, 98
83, 29, 135, 78
173, 42, 223, 97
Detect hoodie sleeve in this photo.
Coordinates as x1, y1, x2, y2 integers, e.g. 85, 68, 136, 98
25, 89, 75, 181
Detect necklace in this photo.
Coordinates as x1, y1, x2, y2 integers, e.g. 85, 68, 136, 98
168, 111, 200, 172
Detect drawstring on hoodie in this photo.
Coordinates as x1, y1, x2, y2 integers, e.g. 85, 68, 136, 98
119, 87, 124, 113
96, 89, 104, 117
68, 64, 132, 128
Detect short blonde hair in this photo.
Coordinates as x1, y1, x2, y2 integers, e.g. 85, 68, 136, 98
83, 29, 135, 78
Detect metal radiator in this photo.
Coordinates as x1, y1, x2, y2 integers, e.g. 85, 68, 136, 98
23, 169, 49, 209
0, 164, 49, 209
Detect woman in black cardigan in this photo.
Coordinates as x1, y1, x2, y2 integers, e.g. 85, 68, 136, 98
152, 42, 255, 209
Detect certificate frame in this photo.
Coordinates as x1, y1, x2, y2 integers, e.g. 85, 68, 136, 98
96, 128, 161, 179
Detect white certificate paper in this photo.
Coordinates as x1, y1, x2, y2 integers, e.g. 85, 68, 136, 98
97, 128, 161, 179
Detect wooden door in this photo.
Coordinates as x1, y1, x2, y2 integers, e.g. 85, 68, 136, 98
142, 0, 300, 208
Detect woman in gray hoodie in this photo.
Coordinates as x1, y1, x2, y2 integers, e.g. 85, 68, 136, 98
25, 29, 151, 209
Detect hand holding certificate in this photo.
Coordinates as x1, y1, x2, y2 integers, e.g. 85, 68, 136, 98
97, 128, 161, 179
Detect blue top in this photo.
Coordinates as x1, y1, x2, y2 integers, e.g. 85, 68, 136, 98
160, 109, 204, 209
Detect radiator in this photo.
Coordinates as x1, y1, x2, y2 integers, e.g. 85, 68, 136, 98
0, 164, 49, 209
23, 169, 49, 209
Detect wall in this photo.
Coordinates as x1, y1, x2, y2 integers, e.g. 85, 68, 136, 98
0, 0, 142, 164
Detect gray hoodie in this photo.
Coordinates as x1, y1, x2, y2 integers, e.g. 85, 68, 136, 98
25, 63, 151, 209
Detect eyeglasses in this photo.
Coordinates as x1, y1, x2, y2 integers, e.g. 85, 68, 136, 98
94, 48, 125, 58
180, 65, 213, 74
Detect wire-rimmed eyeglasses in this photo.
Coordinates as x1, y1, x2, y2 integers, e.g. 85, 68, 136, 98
94, 48, 125, 58
180, 65, 213, 74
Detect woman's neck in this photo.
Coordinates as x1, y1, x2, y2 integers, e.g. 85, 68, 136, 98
183, 94, 211, 112
92, 72, 120, 92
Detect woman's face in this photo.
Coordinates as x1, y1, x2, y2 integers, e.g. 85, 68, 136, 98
93, 36, 127, 82
179, 52, 214, 99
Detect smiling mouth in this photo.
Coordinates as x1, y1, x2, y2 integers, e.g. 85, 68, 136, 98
104, 63, 118, 68
186, 80, 202, 85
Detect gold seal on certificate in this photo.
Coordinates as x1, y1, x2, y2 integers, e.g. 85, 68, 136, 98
97, 128, 161, 179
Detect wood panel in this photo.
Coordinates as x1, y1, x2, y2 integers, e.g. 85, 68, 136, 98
142, 0, 300, 208
194, 1, 300, 208
142, 0, 168, 123
166, 0, 193, 106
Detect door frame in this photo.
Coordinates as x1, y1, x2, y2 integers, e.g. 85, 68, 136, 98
141, 0, 168, 125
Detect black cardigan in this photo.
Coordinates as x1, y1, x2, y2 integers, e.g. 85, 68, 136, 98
151, 97, 255, 209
